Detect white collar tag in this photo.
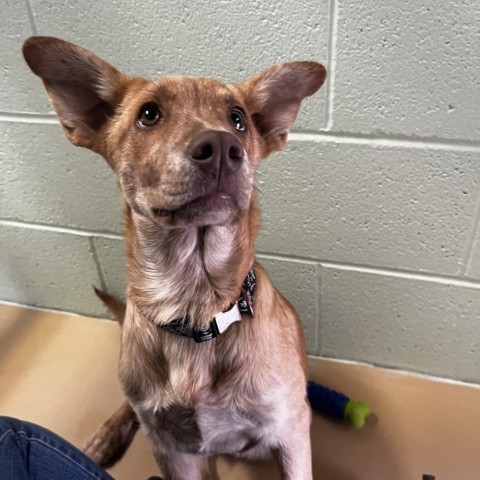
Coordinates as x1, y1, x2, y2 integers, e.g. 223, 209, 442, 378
212, 302, 242, 335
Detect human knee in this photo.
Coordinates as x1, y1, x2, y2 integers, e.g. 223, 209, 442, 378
0, 416, 24, 435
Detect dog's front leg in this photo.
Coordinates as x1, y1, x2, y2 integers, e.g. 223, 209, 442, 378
275, 401, 313, 480
83, 400, 139, 467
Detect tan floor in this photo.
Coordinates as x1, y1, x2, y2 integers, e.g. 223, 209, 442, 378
1, 303, 480, 479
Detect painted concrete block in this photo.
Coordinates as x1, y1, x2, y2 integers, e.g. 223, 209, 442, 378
93, 237, 127, 301
256, 140, 480, 275
0, 223, 106, 316
258, 255, 319, 353
30, 0, 328, 130
0, 0, 51, 113
0, 122, 123, 233
331, 0, 480, 140
319, 265, 480, 382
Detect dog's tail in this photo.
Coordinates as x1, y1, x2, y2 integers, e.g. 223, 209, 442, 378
94, 287, 126, 325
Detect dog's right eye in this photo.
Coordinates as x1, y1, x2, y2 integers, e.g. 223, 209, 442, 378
137, 103, 161, 127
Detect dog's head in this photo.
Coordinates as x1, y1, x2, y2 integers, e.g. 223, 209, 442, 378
23, 37, 326, 228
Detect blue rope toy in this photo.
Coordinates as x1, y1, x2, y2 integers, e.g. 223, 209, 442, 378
307, 381, 372, 429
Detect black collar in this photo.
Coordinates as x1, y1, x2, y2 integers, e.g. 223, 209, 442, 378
159, 267, 256, 343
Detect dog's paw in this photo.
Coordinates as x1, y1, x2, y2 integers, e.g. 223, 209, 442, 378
82, 422, 128, 467
83, 424, 119, 466
82, 402, 139, 467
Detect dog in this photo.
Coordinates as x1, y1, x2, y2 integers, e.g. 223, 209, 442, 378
23, 36, 326, 480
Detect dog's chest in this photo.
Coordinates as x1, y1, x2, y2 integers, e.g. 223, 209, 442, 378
122, 313, 277, 456
137, 399, 267, 456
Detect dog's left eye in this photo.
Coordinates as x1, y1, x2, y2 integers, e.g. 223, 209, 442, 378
138, 103, 161, 127
230, 108, 246, 132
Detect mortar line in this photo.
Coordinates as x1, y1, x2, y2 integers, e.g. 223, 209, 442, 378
2, 111, 480, 152
460, 189, 480, 275
289, 130, 480, 152
257, 252, 318, 264
315, 262, 322, 356
320, 261, 480, 289
0, 112, 57, 124
324, 0, 338, 130
0, 218, 123, 240
24, 0, 39, 35
257, 251, 480, 288
2, 218, 477, 287
89, 237, 108, 292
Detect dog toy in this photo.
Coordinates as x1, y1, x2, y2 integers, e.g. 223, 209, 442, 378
307, 381, 372, 429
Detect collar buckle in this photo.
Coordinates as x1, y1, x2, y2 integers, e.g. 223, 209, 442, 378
211, 302, 242, 336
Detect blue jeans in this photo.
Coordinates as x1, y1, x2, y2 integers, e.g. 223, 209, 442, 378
0, 416, 114, 480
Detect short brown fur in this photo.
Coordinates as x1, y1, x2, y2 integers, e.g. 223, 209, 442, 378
23, 36, 326, 480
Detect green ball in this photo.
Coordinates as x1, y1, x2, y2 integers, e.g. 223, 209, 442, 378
344, 400, 372, 429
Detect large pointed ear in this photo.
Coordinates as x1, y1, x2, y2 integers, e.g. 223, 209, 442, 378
22, 36, 128, 150
238, 61, 326, 153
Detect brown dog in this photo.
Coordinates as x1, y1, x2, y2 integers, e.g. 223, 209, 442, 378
23, 37, 326, 480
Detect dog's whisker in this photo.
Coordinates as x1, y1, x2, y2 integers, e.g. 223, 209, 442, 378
253, 184, 264, 197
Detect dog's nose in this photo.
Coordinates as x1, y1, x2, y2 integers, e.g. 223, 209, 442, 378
187, 131, 244, 174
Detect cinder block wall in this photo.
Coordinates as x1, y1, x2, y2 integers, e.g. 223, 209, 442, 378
1, 1, 479, 383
